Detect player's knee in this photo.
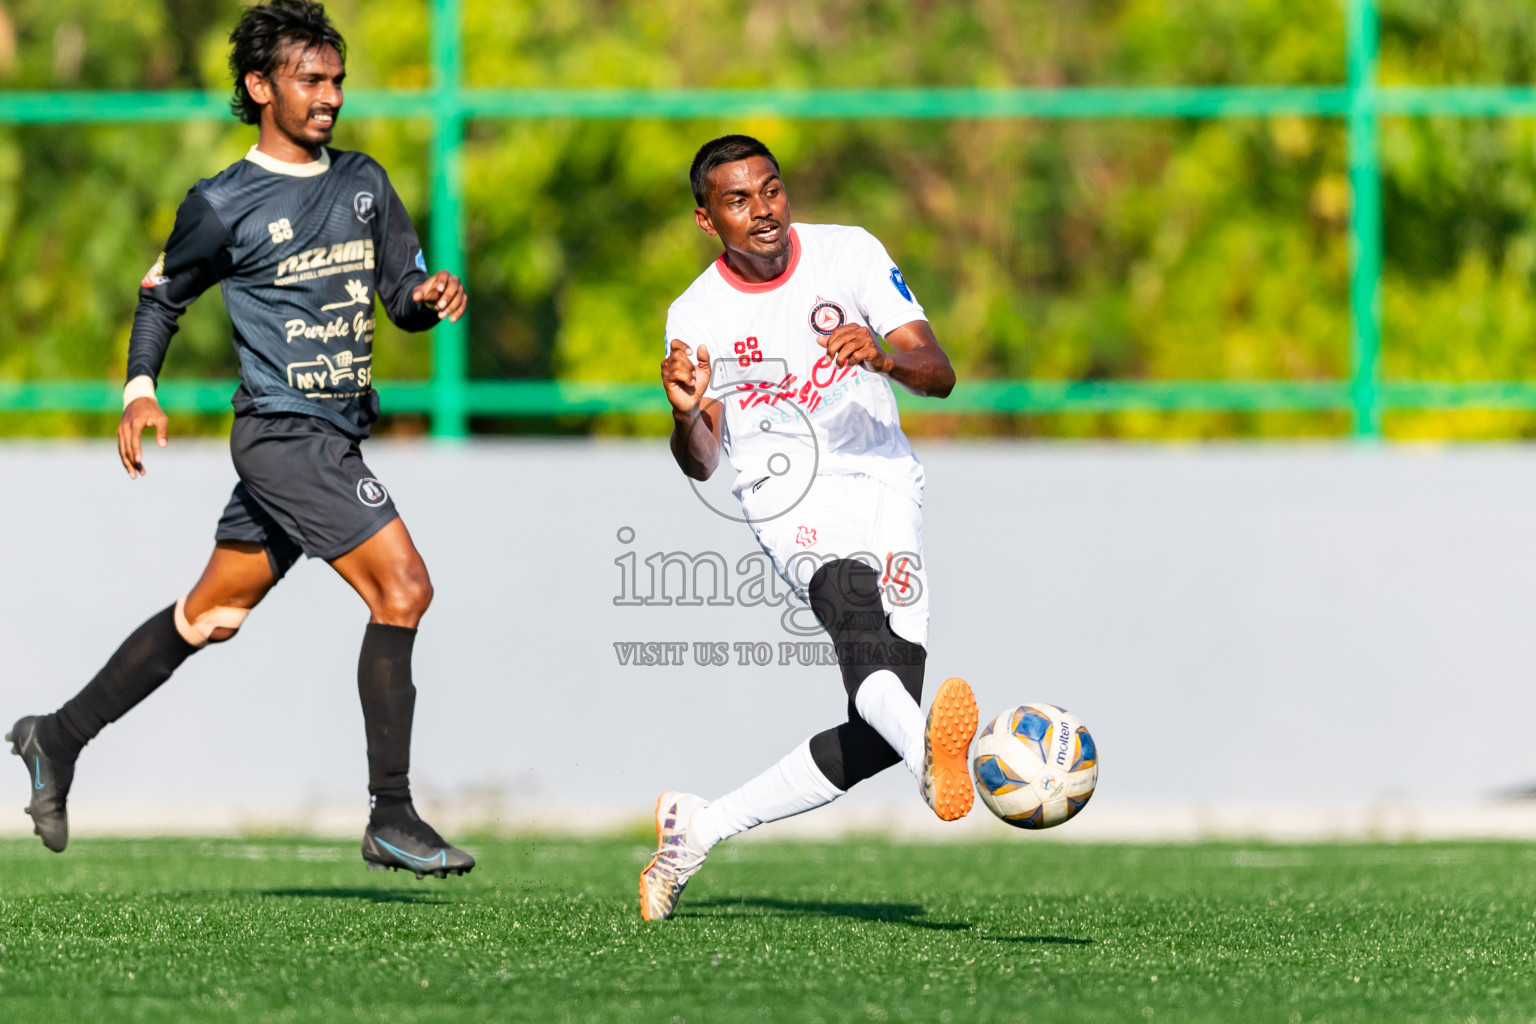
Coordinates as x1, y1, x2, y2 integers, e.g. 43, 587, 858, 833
808, 728, 848, 790
376, 571, 433, 624
174, 595, 252, 648
808, 559, 911, 698
807, 559, 883, 635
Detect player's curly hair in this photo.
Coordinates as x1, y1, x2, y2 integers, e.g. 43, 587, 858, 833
690, 135, 780, 207
228, 1, 347, 126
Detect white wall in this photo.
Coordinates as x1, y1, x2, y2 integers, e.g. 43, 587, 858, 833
3, 439, 1536, 839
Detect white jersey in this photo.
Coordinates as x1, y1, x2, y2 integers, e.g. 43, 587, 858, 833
665, 223, 927, 504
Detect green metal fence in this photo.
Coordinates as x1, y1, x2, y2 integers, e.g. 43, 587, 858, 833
3, 0, 1536, 437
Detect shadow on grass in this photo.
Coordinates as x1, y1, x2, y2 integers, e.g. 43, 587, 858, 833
258, 887, 454, 905
980, 935, 1095, 945
19, 885, 455, 907
684, 897, 972, 931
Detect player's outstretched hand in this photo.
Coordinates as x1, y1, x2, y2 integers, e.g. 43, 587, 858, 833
412, 270, 467, 323
821, 324, 894, 373
661, 340, 712, 414
118, 396, 168, 480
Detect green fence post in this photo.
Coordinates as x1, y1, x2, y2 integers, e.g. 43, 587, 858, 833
428, 0, 469, 438
1347, 0, 1384, 438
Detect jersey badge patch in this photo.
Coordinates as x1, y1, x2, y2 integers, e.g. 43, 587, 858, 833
795, 526, 818, 548
354, 191, 376, 223
889, 267, 913, 301
808, 300, 846, 336
414, 249, 427, 273
356, 477, 389, 507
140, 252, 168, 289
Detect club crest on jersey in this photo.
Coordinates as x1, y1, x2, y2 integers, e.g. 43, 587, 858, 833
889, 267, 913, 301
808, 300, 846, 336
140, 251, 168, 289
354, 191, 376, 223
356, 477, 389, 507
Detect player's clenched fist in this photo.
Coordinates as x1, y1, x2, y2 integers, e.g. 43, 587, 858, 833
820, 323, 894, 374
661, 340, 713, 414
118, 396, 169, 480
411, 269, 467, 323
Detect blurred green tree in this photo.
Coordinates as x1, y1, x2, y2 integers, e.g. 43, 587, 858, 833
0, 0, 1530, 439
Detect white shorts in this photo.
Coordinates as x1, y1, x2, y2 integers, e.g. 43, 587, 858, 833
740, 472, 930, 647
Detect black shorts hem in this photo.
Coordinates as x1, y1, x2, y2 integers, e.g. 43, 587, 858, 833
213, 519, 303, 582
312, 509, 400, 563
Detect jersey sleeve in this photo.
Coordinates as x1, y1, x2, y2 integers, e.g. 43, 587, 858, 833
372, 169, 437, 332
663, 303, 714, 359
847, 228, 926, 338
663, 306, 691, 353
126, 188, 231, 384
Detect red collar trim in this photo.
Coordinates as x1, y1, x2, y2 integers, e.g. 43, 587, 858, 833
714, 227, 800, 293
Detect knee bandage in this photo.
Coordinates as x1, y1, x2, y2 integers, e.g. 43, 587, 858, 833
174, 595, 250, 647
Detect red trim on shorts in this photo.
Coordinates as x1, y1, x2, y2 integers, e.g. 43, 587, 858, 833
714, 226, 801, 294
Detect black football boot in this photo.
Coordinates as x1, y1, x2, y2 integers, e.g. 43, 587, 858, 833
361, 802, 475, 879
7, 715, 75, 852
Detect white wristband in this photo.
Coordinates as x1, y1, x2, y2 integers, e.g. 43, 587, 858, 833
123, 375, 157, 409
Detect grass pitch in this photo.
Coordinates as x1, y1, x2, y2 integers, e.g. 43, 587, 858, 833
2, 836, 1535, 1023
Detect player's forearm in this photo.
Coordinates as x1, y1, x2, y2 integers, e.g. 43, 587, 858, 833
125, 297, 182, 386
382, 283, 440, 332
883, 346, 955, 399
389, 305, 440, 333
670, 408, 719, 480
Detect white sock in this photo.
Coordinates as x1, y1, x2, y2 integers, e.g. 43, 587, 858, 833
689, 739, 845, 852
853, 669, 925, 780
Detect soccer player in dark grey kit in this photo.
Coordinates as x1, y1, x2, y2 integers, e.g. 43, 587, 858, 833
6, 1, 473, 877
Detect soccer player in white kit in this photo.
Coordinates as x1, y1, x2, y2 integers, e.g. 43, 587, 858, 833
640, 135, 979, 921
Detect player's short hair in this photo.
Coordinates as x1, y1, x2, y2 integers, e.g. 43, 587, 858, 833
690, 135, 781, 207
228, 1, 347, 126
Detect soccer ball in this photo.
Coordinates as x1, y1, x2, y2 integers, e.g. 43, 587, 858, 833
972, 703, 1098, 829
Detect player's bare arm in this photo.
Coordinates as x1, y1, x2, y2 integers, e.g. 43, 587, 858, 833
118, 395, 170, 479
820, 320, 956, 399
662, 339, 722, 480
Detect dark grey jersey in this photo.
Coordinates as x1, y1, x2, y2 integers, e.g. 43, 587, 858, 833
128, 147, 437, 437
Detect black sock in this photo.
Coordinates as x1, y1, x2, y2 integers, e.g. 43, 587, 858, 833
358, 623, 417, 810
52, 605, 198, 760
368, 797, 444, 845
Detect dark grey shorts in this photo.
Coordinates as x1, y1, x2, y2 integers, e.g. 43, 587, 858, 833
215, 413, 399, 579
